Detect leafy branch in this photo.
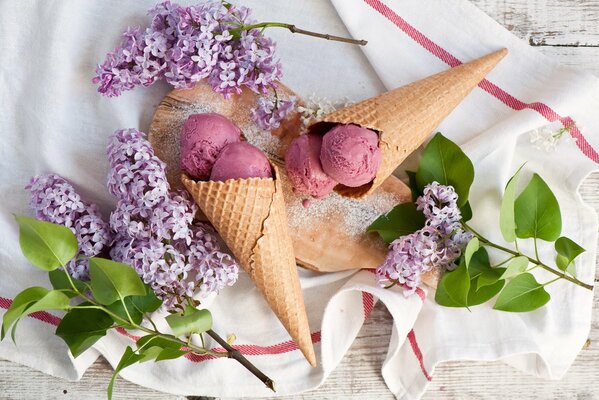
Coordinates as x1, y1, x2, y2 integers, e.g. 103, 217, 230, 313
2, 217, 275, 399
368, 133, 593, 313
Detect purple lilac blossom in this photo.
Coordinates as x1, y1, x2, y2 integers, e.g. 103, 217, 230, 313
106, 128, 239, 309
26, 174, 113, 280
376, 182, 472, 296
93, 1, 282, 99
251, 96, 296, 130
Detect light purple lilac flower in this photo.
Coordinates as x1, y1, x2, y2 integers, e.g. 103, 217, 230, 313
106, 129, 239, 309
376, 182, 472, 296
93, 1, 282, 99
26, 174, 113, 280
251, 96, 296, 130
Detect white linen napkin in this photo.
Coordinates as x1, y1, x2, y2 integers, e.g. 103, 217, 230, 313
0, 0, 597, 399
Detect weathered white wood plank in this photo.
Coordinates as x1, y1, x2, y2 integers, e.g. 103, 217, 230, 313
470, 0, 599, 46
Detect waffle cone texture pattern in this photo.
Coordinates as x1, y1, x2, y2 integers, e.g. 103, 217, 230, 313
181, 165, 316, 367
311, 48, 508, 198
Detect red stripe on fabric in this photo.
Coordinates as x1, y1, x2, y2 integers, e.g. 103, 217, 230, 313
0, 284, 389, 363
363, 0, 599, 164
0, 297, 61, 327
407, 329, 432, 381
362, 291, 374, 319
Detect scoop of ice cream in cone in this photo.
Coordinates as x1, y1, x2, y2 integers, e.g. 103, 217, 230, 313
287, 48, 508, 199
180, 113, 316, 367
180, 113, 241, 180
285, 124, 382, 198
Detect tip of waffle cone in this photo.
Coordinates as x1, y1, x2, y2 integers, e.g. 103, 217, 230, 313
181, 169, 318, 367
311, 48, 508, 199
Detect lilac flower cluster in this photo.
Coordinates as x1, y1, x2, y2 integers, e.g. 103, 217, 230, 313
107, 129, 239, 309
251, 96, 296, 130
93, 1, 282, 99
376, 182, 472, 296
26, 174, 113, 280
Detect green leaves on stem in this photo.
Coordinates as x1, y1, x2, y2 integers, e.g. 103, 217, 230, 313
382, 133, 592, 313
6, 217, 275, 398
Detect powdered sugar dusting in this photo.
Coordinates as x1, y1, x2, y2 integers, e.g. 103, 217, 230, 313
281, 172, 400, 238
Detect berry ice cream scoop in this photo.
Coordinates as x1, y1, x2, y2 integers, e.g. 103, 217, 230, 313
210, 142, 273, 182
320, 124, 381, 188
285, 133, 338, 198
180, 113, 241, 180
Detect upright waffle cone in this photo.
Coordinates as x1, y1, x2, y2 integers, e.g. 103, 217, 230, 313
181, 166, 316, 367
311, 48, 508, 198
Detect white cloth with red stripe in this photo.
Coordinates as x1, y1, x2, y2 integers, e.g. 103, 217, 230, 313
0, 0, 597, 399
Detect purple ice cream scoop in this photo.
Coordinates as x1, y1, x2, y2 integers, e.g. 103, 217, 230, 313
285, 133, 338, 198
210, 142, 273, 182
180, 113, 241, 180
320, 124, 381, 187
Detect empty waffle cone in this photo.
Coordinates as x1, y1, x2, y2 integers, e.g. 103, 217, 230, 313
310, 48, 508, 198
181, 165, 316, 367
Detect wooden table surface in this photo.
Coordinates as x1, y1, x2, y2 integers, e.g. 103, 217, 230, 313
2, 1, 599, 399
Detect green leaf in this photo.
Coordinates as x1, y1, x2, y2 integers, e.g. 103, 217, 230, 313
476, 268, 507, 290
500, 165, 525, 242
514, 174, 562, 241
2, 287, 49, 340
415, 133, 475, 207
107, 299, 143, 327
499, 256, 529, 280
155, 348, 189, 362
493, 273, 551, 312
466, 247, 505, 290
138, 346, 164, 363
88, 258, 146, 305
106, 289, 162, 327
434, 274, 462, 307
461, 201, 473, 223
468, 279, 505, 306
15, 216, 78, 271
56, 307, 114, 357
23, 290, 70, 315
367, 203, 426, 243
49, 269, 87, 294
436, 259, 470, 307
464, 237, 480, 267
406, 170, 421, 202
136, 334, 181, 350
467, 247, 491, 281
1, 288, 69, 342
108, 346, 144, 400
554, 236, 585, 274
129, 288, 162, 314
166, 306, 212, 337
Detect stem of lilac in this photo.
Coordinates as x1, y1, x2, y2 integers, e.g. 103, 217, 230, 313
61, 270, 275, 389
231, 22, 368, 46
491, 256, 515, 268
461, 222, 593, 290
206, 329, 276, 392
533, 238, 540, 263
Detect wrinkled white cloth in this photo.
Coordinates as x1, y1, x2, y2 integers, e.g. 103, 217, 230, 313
0, 0, 597, 399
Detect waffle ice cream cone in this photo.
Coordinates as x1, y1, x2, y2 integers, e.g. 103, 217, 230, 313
181, 165, 316, 367
310, 48, 508, 198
